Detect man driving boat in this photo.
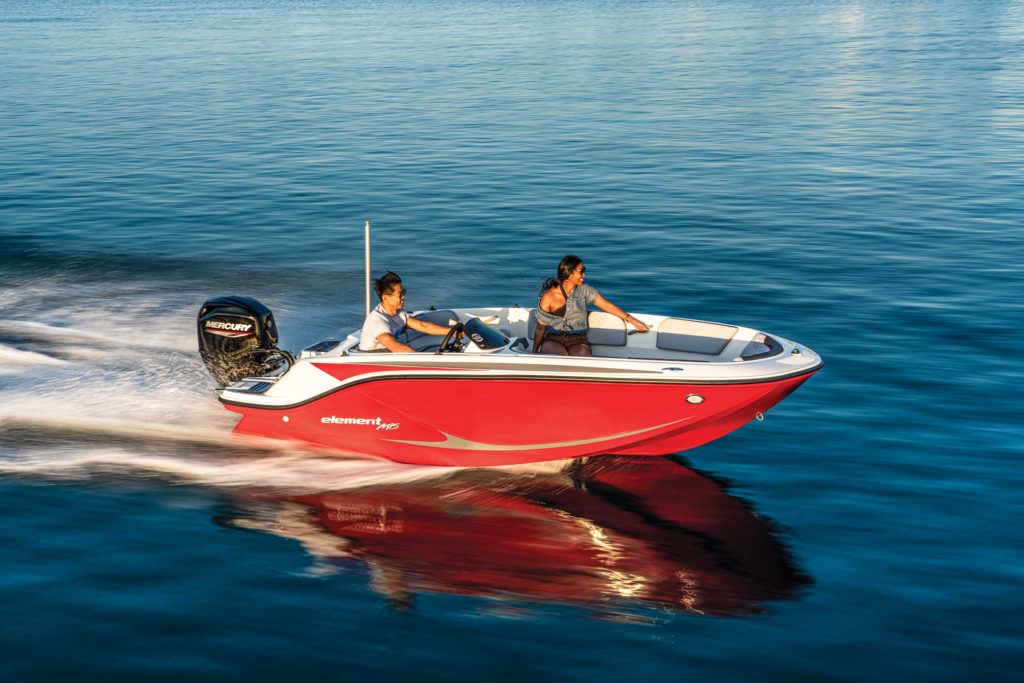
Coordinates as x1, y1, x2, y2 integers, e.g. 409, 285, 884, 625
359, 272, 456, 352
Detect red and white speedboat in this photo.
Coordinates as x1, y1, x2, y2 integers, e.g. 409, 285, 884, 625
198, 296, 822, 466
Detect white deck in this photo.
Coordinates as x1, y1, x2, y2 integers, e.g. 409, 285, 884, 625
219, 307, 821, 408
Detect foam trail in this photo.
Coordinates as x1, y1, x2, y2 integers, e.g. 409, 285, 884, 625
0, 319, 196, 355
0, 445, 461, 493
0, 408, 465, 492
0, 342, 69, 368
0, 321, 116, 344
0, 413, 240, 449
0, 411, 575, 492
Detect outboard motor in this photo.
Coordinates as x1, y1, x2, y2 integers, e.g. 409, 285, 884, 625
197, 296, 293, 386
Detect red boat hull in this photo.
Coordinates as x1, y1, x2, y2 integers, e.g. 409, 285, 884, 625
224, 368, 818, 466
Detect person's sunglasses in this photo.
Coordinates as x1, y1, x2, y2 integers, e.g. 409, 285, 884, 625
390, 287, 407, 297
573, 266, 586, 274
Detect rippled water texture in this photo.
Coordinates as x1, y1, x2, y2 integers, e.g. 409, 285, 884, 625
1, 1, 1023, 681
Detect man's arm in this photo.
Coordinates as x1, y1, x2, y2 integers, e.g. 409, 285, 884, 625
376, 333, 416, 353
406, 317, 452, 336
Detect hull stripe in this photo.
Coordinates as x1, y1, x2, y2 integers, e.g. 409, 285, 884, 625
220, 364, 823, 411
383, 416, 694, 451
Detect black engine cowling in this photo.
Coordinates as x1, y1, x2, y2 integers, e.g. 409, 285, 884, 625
197, 296, 292, 386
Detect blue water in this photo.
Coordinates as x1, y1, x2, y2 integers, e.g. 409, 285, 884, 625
2, 0, 1023, 680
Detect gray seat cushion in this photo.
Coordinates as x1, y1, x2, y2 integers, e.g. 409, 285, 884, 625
587, 311, 627, 346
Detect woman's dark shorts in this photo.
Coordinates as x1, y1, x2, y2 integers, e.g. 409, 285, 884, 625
541, 332, 592, 357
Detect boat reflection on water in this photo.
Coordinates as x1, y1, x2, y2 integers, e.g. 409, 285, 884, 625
222, 456, 811, 616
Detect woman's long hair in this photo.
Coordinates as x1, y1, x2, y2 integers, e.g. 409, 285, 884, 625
540, 254, 581, 295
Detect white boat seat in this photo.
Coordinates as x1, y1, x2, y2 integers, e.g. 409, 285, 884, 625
656, 318, 738, 355
587, 311, 627, 346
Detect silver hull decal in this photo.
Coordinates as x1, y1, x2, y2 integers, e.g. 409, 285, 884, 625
384, 416, 694, 452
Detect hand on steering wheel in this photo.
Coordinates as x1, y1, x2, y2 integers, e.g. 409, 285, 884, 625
435, 322, 465, 354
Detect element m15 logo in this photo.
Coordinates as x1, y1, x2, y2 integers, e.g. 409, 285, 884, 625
204, 320, 254, 337
321, 416, 400, 431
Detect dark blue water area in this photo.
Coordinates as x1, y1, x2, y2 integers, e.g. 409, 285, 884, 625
2, 1, 1023, 681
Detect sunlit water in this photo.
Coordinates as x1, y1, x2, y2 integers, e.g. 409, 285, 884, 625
2, 1, 1023, 681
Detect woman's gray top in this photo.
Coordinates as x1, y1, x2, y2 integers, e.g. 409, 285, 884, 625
535, 282, 599, 332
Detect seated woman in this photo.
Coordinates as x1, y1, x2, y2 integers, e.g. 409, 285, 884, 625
532, 255, 649, 356
359, 272, 455, 352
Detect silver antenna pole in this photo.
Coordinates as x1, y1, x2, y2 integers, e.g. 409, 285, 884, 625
364, 220, 371, 317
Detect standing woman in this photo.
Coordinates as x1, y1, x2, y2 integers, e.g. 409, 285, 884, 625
532, 255, 649, 355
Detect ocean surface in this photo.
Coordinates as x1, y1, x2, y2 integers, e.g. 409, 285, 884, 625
2, 0, 1022, 680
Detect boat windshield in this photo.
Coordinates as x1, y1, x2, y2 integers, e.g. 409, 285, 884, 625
463, 318, 509, 350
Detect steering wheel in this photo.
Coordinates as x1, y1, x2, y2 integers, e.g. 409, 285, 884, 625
435, 323, 465, 354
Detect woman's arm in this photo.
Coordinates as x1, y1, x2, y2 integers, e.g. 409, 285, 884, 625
532, 322, 548, 353
593, 294, 650, 333
533, 288, 560, 352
